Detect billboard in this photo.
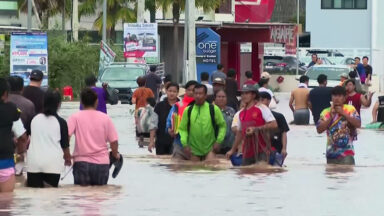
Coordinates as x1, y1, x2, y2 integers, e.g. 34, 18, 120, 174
235, 0, 275, 23
10, 32, 48, 87
196, 28, 221, 82
123, 23, 158, 58
269, 25, 297, 55
99, 40, 116, 76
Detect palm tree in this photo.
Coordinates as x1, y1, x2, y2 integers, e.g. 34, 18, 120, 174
79, 0, 136, 42
18, 0, 71, 29
156, 0, 224, 82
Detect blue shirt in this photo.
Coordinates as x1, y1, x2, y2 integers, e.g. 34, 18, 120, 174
356, 63, 366, 84
0, 159, 14, 169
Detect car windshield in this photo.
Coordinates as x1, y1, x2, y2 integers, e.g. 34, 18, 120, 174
101, 67, 145, 81
307, 67, 350, 80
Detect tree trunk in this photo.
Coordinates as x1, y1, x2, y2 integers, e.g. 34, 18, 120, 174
110, 25, 116, 44
149, 2, 156, 23
172, 2, 180, 83
62, 0, 66, 32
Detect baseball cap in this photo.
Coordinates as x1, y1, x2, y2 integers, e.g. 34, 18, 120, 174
261, 72, 271, 79
259, 91, 272, 100
239, 84, 258, 93
212, 77, 225, 85
340, 73, 349, 79
30, 70, 44, 81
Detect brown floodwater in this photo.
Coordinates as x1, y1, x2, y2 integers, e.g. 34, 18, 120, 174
1, 93, 383, 216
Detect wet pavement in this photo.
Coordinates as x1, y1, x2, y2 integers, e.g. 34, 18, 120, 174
1, 93, 384, 216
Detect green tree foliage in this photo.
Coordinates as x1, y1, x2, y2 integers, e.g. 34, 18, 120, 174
79, 0, 136, 41
0, 32, 101, 98
18, 0, 72, 29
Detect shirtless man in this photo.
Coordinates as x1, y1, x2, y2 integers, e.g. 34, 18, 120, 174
289, 75, 310, 125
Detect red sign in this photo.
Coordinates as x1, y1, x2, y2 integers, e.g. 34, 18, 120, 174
235, 0, 275, 23
269, 25, 298, 54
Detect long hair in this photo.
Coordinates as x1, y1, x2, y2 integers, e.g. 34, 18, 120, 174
43, 90, 62, 116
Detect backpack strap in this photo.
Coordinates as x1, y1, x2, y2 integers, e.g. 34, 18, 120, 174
209, 104, 218, 139
187, 104, 194, 134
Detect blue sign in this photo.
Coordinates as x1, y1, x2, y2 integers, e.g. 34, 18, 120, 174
196, 28, 220, 82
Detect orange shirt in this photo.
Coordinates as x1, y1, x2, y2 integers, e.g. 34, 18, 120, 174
132, 87, 154, 110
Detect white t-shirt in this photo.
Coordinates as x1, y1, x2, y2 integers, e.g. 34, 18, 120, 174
231, 110, 242, 129
203, 83, 214, 95
259, 87, 274, 98
12, 118, 26, 138
27, 114, 68, 174
233, 104, 276, 130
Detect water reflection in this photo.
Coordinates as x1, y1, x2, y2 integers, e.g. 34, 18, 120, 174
0, 194, 13, 216
5, 98, 382, 216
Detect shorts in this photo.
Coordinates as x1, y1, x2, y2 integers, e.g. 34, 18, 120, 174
172, 142, 189, 160
242, 152, 270, 166
294, 109, 310, 125
27, 172, 60, 188
327, 156, 355, 165
0, 167, 15, 183
73, 162, 110, 186
155, 141, 173, 155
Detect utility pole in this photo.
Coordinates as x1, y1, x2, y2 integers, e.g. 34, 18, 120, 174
102, 0, 107, 42
62, 0, 66, 33
183, 0, 189, 83
72, 0, 79, 41
186, 0, 196, 81
27, 0, 32, 32
137, 0, 145, 23
296, 0, 300, 76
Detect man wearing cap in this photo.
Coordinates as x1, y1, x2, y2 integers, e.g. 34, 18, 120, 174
207, 77, 226, 103
339, 73, 349, 86
259, 92, 289, 165
22, 70, 45, 114
226, 85, 276, 165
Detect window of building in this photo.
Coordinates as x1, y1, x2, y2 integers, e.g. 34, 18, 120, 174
321, 0, 367, 9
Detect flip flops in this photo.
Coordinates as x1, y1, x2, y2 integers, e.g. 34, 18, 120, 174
109, 152, 123, 178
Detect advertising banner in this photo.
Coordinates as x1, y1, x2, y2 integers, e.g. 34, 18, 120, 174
123, 23, 158, 58
196, 28, 221, 82
99, 40, 116, 76
10, 32, 48, 87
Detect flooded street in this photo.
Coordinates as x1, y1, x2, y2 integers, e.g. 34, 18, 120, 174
2, 93, 384, 216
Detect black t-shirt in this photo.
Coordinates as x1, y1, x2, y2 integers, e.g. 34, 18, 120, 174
364, 64, 372, 80
0, 101, 20, 159
309, 87, 332, 123
22, 86, 45, 114
145, 73, 162, 100
225, 78, 239, 111
271, 111, 289, 153
154, 99, 177, 150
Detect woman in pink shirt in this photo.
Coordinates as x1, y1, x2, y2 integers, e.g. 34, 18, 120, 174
68, 88, 120, 186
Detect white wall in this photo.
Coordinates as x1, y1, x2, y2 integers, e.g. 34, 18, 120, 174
371, 0, 384, 91
306, 0, 372, 48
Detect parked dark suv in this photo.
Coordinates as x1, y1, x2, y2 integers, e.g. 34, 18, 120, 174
263, 56, 307, 75
97, 63, 147, 104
